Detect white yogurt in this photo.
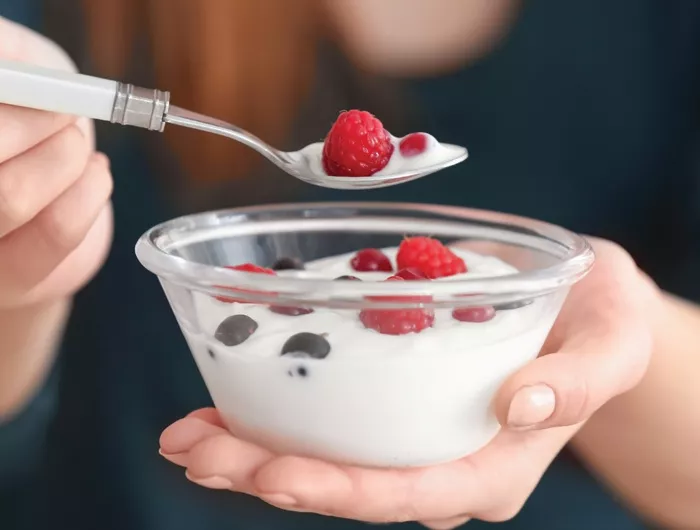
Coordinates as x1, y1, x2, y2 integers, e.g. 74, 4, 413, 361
300, 133, 464, 178
182, 248, 565, 467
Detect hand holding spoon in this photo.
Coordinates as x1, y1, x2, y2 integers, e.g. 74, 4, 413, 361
0, 59, 467, 190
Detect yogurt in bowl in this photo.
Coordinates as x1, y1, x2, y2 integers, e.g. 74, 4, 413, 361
136, 203, 593, 467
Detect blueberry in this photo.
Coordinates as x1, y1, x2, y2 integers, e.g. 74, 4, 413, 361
281, 332, 331, 359
269, 306, 314, 316
494, 299, 533, 311
334, 275, 362, 281
272, 257, 304, 271
214, 315, 258, 346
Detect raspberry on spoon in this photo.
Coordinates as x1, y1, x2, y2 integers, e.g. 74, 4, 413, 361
322, 110, 395, 177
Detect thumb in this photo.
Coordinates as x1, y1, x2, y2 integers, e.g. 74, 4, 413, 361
494, 280, 653, 430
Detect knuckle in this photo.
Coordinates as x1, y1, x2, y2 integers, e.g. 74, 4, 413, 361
39, 205, 88, 253
555, 373, 591, 425
0, 175, 32, 230
51, 124, 88, 162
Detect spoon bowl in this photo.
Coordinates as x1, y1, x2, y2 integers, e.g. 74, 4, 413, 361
164, 107, 468, 190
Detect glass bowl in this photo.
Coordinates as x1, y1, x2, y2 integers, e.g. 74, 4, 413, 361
135, 202, 594, 468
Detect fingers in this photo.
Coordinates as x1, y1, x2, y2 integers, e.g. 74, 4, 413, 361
159, 410, 274, 493
495, 240, 654, 430
0, 151, 113, 303
420, 515, 471, 529
158, 412, 572, 524
0, 124, 89, 237
253, 456, 491, 523
0, 106, 78, 162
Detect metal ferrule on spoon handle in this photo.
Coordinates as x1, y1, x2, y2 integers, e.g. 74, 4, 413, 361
0, 58, 169, 131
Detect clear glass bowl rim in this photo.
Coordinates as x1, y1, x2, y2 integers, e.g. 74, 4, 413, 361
134, 201, 594, 307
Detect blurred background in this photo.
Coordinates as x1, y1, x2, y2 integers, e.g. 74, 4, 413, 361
2, 1, 700, 528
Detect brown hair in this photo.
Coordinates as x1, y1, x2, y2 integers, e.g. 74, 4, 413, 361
82, 0, 321, 182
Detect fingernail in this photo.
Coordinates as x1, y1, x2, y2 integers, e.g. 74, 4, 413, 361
261, 493, 298, 507
507, 384, 556, 429
185, 471, 233, 490
158, 449, 188, 466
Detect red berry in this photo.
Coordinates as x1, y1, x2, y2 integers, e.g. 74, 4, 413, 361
351, 248, 393, 272
394, 267, 428, 280
215, 263, 276, 303
226, 264, 275, 275
452, 306, 496, 323
399, 133, 429, 157
322, 110, 395, 177
359, 275, 434, 335
396, 237, 467, 279
360, 306, 434, 335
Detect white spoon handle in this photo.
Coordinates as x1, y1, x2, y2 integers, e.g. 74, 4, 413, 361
0, 58, 170, 130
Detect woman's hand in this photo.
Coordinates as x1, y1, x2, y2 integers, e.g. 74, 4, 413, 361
159, 238, 656, 528
0, 17, 114, 418
0, 16, 113, 309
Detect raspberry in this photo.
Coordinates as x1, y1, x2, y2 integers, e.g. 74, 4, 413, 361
396, 237, 467, 279
394, 267, 428, 280
359, 275, 434, 335
350, 248, 393, 272
399, 133, 429, 157
322, 110, 395, 177
452, 306, 496, 323
215, 263, 276, 303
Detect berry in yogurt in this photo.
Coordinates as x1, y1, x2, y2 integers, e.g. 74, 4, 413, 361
397, 236, 467, 279
269, 305, 315, 317
214, 314, 259, 346
394, 267, 428, 280
281, 332, 331, 359
215, 263, 276, 303
452, 306, 497, 323
351, 248, 394, 272
272, 256, 305, 271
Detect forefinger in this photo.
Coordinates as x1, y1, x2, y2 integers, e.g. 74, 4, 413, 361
0, 105, 77, 162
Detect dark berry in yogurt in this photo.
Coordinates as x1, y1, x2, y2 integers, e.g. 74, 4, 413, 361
272, 257, 305, 271
334, 275, 362, 281
494, 300, 533, 310
269, 306, 314, 316
214, 314, 259, 346
281, 332, 331, 359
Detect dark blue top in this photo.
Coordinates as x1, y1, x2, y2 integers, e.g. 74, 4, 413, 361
2, 1, 700, 529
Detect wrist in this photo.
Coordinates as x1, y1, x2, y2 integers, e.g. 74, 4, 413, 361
0, 298, 70, 420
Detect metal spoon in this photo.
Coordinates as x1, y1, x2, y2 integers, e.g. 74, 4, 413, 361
0, 59, 467, 190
